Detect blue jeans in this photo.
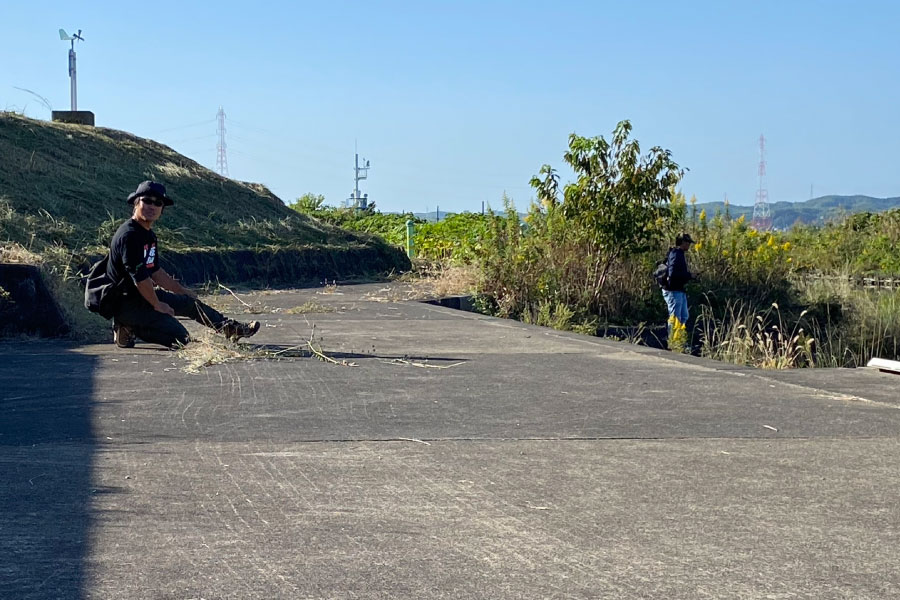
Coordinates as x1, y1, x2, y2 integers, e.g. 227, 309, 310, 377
662, 289, 689, 326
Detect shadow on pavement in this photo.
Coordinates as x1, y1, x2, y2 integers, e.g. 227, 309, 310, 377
249, 343, 467, 364
0, 346, 99, 600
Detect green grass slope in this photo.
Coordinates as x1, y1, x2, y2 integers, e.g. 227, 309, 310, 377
0, 112, 384, 253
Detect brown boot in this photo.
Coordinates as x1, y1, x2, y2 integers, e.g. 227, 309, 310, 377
113, 321, 135, 348
221, 319, 260, 342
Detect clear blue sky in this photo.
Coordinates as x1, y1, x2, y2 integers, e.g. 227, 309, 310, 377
3, 1, 898, 213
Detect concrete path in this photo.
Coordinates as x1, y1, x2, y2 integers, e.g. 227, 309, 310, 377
2, 282, 898, 599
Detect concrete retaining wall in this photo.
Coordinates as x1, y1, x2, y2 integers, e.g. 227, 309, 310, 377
157, 245, 411, 286
0, 264, 69, 337
51, 111, 95, 126
0, 245, 411, 338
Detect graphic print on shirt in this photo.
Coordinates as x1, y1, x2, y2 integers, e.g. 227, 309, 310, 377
144, 243, 157, 269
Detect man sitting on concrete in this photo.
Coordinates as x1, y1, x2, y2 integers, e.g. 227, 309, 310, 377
107, 180, 259, 349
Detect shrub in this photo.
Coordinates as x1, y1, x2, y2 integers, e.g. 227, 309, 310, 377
414, 212, 495, 262
301, 206, 420, 248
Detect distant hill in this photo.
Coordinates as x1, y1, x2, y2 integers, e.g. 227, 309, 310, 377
412, 196, 900, 229
694, 195, 900, 229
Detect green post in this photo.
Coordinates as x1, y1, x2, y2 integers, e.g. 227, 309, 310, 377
405, 219, 415, 259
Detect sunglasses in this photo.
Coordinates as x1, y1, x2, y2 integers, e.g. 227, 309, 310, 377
139, 197, 165, 207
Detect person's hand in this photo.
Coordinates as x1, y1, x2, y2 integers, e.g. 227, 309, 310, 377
154, 301, 175, 316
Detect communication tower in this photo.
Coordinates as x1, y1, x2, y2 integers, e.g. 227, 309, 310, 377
216, 107, 228, 177
752, 134, 772, 230
348, 150, 371, 210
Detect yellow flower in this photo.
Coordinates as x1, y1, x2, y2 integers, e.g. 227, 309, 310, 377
667, 316, 688, 354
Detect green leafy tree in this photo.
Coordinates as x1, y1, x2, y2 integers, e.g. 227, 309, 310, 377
288, 193, 327, 214
533, 120, 684, 306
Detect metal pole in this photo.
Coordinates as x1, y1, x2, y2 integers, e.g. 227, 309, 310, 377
405, 220, 415, 259
69, 45, 77, 111
354, 153, 360, 208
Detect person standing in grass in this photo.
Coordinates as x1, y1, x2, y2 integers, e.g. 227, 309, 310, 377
661, 232, 695, 330
106, 180, 259, 349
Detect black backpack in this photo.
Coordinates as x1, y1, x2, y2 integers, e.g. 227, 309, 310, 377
652, 250, 670, 288
83, 254, 123, 319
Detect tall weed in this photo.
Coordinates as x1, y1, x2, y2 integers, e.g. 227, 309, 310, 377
698, 301, 814, 369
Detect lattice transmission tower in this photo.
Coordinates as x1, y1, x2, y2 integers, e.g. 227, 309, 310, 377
216, 107, 229, 177
752, 134, 772, 230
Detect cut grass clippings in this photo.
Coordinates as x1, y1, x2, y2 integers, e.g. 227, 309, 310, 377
285, 301, 336, 314
175, 328, 356, 374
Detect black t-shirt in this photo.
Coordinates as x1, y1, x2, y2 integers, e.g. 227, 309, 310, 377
107, 219, 160, 290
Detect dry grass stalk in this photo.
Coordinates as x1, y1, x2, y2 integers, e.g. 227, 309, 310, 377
201, 283, 270, 315
384, 358, 465, 369
699, 301, 814, 369
217, 282, 253, 308
372, 263, 477, 303
175, 331, 248, 374
361, 286, 422, 303
423, 263, 477, 298
176, 325, 355, 373
394, 437, 431, 445
0, 242, 42, 264
286, 301, 336, 314
306, 339, 357, 366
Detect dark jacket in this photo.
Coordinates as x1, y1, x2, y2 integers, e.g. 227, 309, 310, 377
665, 247, 693, 292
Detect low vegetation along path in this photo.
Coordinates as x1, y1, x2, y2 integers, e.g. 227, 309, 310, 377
2, 282, 899, 599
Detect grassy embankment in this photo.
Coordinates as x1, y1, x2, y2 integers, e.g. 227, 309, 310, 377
0, 112, 408, 339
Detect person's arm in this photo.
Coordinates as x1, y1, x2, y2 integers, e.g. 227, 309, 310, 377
151, 268, 197, 298
135, 278, 174, 315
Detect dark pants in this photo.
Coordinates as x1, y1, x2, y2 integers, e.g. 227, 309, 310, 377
113, 289, 229, 348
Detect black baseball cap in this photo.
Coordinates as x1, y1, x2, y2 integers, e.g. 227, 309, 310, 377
127, 181, 174, 206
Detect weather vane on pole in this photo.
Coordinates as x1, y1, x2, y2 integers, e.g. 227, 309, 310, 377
59, 28, 84, 111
